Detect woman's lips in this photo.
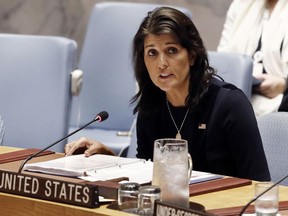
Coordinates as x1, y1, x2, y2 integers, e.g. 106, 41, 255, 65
159, 73, 173, 79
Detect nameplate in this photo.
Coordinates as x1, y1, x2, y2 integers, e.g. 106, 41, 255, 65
0, 169, 99, 208
154, 200, 215, 216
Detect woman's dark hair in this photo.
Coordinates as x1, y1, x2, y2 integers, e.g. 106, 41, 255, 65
131, 6, 215, 115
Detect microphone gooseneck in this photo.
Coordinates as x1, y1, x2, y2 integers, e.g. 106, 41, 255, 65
18, 111, 109, 173
239, 174, 288, 215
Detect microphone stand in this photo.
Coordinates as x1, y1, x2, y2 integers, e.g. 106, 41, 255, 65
18, 117, 99, 173
239, 174, 288, 215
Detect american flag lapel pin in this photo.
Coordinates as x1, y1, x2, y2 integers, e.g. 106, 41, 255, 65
198, 123, 206, 129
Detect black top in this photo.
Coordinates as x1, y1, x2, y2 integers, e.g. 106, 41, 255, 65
136, 78, 271, 181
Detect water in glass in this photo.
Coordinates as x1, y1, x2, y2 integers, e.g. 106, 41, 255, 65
152, 138, 192, 208
255, 197, 278, 216
255, 182, 278, 216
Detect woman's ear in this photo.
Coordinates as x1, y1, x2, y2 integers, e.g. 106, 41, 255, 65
189, 52, 196, 66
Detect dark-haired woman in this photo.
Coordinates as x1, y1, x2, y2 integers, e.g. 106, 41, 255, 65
65, 7, 270, 181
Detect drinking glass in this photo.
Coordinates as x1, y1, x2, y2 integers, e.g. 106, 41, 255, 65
117, 182, 140, 213
152, 138, 192, 208
137, 185, 161, 215
0, 115, 4, 145
255, 182, 279, 216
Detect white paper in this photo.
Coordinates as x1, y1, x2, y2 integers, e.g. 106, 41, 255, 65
81, 159, 154, 184
189, 170, 223, 184
24, 154, 147, 177
24, 154, 222, 185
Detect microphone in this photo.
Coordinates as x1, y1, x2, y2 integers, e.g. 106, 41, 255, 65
239, 174, 288, 215
18, 111, 109, 173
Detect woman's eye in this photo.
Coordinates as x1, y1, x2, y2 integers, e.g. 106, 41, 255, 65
147, 49, 157, 56
168, 47, 177, 54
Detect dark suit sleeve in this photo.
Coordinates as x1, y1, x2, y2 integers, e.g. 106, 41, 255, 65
213, 87, 271, 181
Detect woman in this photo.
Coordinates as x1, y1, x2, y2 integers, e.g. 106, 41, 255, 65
218, 0, 288, 116
65, 7, 270, 181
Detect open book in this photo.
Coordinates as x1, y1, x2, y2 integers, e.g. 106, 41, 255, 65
24, 154, 153, 184
24, 154, 222, 185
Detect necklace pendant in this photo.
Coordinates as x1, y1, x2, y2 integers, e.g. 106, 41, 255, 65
176, 132, 181, 140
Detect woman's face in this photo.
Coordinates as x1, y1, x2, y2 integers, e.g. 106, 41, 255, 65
143, 33, 195, 97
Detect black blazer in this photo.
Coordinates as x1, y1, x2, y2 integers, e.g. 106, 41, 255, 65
136, 78, 271, 181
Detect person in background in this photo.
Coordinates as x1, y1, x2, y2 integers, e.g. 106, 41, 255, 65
218, 0, 288, 116
65, 7, 271, 181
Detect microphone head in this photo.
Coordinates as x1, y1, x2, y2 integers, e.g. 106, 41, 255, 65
95, 111, 109, 122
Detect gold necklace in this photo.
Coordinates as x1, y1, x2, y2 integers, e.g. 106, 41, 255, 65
166, 100, 189, 139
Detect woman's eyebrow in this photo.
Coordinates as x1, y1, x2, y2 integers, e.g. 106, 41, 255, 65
144, 41, 179, 49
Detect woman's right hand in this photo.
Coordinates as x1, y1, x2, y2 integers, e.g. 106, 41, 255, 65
64, 137, 116, 157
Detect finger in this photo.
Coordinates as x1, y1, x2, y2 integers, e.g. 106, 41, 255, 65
83, 142, 103, 157
64, 143, 73, 155
65, 145, 75, 156
84, 146, 98, 157
84, 150, 91, 157
65, 140, 84, 156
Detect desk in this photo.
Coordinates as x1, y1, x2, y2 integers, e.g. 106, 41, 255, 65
1, 146, 288, 216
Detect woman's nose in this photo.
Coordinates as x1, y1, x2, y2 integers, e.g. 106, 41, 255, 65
158, 55, 168, 70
